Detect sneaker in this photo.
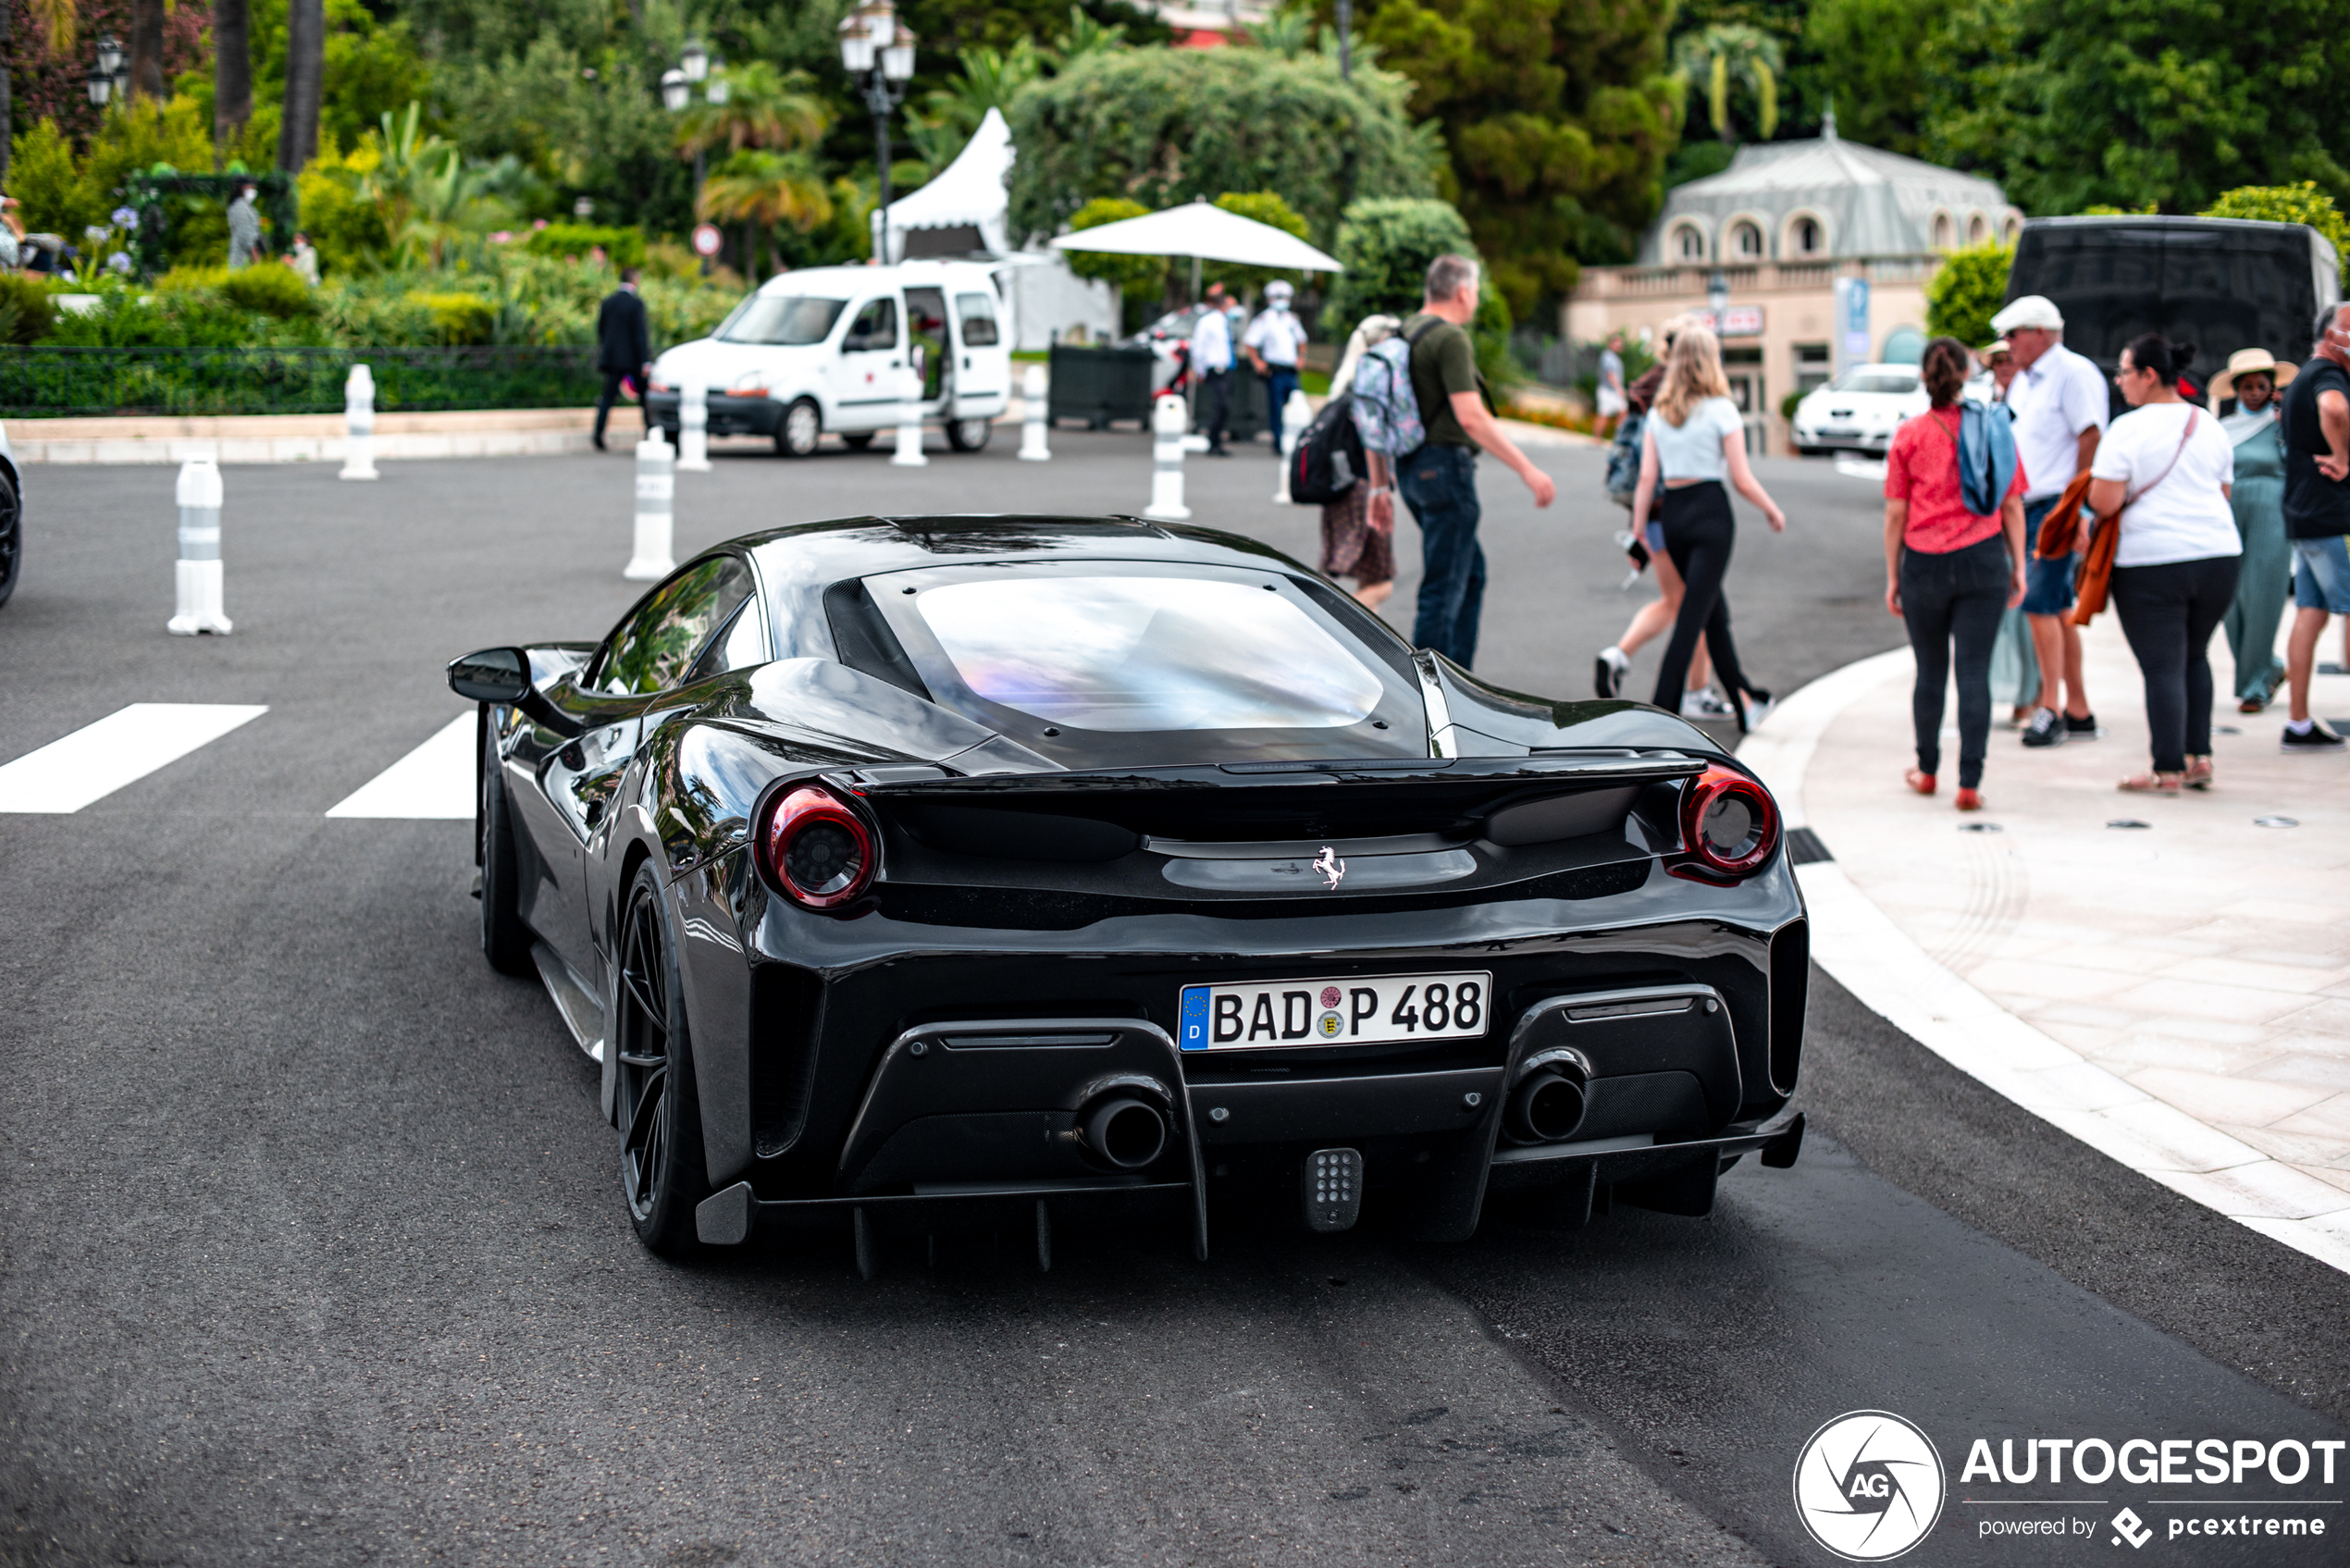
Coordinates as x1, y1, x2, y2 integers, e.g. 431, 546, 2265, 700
1594, 646, 1629, 699
2281, 719, 2347, 753
2065, 711, 2100, 739
1739, 690, 1775, 726
1680, 688, 1736, 719
2021, 707, 2067, 747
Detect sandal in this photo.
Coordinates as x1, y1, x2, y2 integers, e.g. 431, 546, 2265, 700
2117, 772, 2183, 795
1904, 768, 1936, 796
1955, 787, 1985, 811
2183, 757, 2214, 791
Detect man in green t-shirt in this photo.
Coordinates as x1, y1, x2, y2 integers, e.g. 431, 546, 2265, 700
1396, 255, 1556, 665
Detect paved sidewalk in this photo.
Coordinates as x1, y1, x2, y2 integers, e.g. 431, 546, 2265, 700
1754, 612, 2350, 1272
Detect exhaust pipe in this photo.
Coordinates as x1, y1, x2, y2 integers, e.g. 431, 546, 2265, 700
1505, 1062, 1589, 1144
1080, 1095, 1168, 1169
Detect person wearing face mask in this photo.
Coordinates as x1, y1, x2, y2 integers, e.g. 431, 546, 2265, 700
2210, 348, 2295, 712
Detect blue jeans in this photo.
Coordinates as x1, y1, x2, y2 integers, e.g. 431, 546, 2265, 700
1266, 368, 1301, 450
1400, 443, 1484, 666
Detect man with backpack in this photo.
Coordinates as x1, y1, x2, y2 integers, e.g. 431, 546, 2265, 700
1369, 254, 1555, 667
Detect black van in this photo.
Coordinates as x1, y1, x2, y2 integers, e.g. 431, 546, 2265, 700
2003, 216, 2342, 406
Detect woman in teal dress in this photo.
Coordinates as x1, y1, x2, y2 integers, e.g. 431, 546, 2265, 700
2214, 350, 2294, 711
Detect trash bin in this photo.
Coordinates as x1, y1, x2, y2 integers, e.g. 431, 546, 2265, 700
1048, 343, 1156, 430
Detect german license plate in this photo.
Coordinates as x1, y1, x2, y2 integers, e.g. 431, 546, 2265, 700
1178, 972, 1492, 1051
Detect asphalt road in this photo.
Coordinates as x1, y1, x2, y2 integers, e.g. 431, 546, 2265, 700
3, 426, 2345, 1568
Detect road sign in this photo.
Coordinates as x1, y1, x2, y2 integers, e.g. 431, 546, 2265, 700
691, 224, 723, 258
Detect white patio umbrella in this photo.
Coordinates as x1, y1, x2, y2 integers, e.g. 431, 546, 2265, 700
1049, 198, 1342, 273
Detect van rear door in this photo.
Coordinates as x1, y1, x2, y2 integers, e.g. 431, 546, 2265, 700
949, 286, 1010, 420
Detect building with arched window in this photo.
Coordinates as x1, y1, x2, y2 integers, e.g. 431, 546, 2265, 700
1567, 115, 2023, 454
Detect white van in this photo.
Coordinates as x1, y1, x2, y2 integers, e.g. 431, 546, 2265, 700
644, 260, 1012, 457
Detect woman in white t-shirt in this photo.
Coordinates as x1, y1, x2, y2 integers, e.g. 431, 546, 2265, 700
2088, 333, 2242, 794
1626, 327, 1788, 731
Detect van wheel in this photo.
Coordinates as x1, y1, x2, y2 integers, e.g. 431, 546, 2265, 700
946, 417, 992, 452
775, 399, 822, 458
840, 433, 876, 451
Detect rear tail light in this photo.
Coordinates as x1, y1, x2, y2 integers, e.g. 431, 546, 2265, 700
1677, 763, 1779, 879
759, 784, 876, 908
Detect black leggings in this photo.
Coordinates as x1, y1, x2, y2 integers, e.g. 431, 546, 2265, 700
2109, 554, 2241, 773
1899, 535, 2011, 790
1651, 481, 1753, 718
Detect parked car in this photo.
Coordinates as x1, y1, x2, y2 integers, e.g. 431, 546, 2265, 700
644, 261, 1012, 458
0, 420, 20, 610
2004, 216, 2343, 410
446, 514, 1809, 1266
1789, 364, 1928, 456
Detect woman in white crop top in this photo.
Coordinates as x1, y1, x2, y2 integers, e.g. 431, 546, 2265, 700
1626, 327, 1788, 731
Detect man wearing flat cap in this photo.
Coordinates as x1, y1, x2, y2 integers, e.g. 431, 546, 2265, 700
1993, 293, 2109, 748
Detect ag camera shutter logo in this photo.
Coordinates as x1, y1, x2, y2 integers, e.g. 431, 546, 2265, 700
1793, 1410, 1948, 1561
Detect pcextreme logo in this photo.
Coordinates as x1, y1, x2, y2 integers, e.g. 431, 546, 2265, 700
1794, 1410, 1948, 1562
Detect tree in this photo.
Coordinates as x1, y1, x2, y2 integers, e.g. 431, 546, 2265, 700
1674, 24, 1781, 143
1356, 0, 1680, 318
2202, 184, 2350, 289
1925, 0, 2350, 217
216, 0, 255, 151
1923, 239, 2012, 349
697, 151, 833, 279
1210, 190, 1314, 298
278, 0, 325, 173
1058, 195, 1163, 308
1801, 0, 1936, 156
1320, 195, 1516, 385
1007, 45, 1434, 252
674, 63, 829, 161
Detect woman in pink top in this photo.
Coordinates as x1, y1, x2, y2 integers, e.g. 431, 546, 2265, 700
1883, 338, 2030, 809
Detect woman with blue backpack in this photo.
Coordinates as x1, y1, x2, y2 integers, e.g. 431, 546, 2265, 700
1882, 336, 2030, 811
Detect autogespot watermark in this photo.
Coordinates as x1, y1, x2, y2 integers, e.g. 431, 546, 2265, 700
1795, 1414, 2344, 1558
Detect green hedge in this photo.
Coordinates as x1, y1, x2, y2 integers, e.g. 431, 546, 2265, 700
0, 346, 600, 417
522, 225, 648, 269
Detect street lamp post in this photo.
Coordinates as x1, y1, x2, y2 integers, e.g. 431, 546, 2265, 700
664, 46, 731, 277
1707, 270, 1730, 330
838, 2, 918, 266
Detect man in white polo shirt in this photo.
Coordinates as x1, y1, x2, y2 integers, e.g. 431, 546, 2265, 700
1993, 293, 2110, 747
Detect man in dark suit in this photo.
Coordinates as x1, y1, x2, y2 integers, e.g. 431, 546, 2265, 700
594, 266, 652, 451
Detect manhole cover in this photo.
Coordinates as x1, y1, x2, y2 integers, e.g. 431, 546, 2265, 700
2254, 816, 2300, 829
1958, 821, 2004, 833
2106, 819, 2152, 830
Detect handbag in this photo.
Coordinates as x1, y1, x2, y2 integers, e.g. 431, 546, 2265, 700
2071, 410, 2199, 625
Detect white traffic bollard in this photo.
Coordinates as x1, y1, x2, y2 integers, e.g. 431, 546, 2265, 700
625, 428, 676, 581
1017, 363, 1051, 462
891, 366, 929, 467
676, 379, 711, 473
339, 363, 377, 481
167, 455, 231, 636
1272, 388, 1314, 503
1143, 393, 1191, 521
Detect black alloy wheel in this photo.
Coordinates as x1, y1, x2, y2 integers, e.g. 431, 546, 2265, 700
0, 467, 20, 610
477, 721, 533, 976
614, 867, 710, 1254
775, 398, 822, 458
946, 416, 992, 452
839, 432, 876, 451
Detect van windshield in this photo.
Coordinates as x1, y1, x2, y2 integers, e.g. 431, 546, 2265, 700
715, 295, 847, 346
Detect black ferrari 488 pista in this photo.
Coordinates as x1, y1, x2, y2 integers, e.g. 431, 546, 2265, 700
448, 515, 1806, 1267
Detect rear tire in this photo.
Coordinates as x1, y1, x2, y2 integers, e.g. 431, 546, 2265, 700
478, 722, 533, 977
0, 467, 21, 610
946, 416, 992, 452
614, 866, 711, 1257
775, 399, 822, 458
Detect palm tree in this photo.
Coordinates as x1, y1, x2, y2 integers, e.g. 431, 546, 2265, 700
674, 62, 830, 161
358, 104, 454, 250
698, 150, 833, 281
1674, 24, 1782, 144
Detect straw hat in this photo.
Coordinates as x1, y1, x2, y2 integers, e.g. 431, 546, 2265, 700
2208, 347, 2296, 404
1981, 338, 2012, 361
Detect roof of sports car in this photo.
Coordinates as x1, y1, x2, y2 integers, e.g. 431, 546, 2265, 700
736, 515, 1295, 578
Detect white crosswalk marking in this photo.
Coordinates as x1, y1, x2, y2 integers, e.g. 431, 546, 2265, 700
0, 704, 269, 813
326, 712, 476, 820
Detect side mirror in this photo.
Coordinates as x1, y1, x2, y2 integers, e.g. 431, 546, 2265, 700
448, 647, 531, 704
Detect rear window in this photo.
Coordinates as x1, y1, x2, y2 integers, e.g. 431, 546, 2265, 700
716, 295, 847, 346
1825, 368, 1920, 394
955, 291, 999, 347
898, 574, 1385, 732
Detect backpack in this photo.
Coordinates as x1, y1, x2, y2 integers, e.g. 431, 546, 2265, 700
1350, 317, 1443, 458
1604, 410, 1646, 509
1290, 389, 1368, 505
1956, 398, 2020, 516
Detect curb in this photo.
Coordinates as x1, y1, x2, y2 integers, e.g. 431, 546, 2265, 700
1742, 648, 2350, 1278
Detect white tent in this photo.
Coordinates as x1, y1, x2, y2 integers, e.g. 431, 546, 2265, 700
1049, 199, 1343, 273
872, 106, 1015, 264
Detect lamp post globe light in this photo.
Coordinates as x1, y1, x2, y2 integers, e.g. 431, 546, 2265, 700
1707, 270, 1730, 330
95, 32, 123, 78
838, 2, 917, 265
660, 68, 690, 115
681, 38, 709, 85
85, 60, 112, 107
